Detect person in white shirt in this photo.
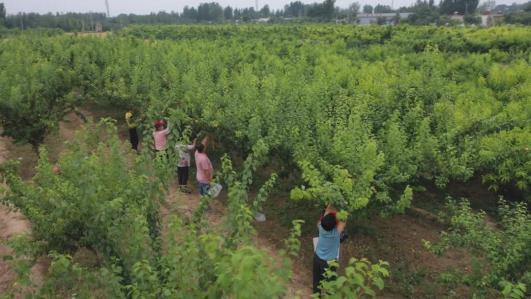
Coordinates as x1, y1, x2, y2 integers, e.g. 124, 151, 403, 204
175, 138, 196, 193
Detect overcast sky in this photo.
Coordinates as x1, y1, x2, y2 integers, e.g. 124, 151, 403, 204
3, 0, 528, 16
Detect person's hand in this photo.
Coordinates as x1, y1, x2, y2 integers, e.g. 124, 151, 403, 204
325, 204, 337, 214
201, 136, 209, 149
337, 221, 347, 234
52, 164, 61, 175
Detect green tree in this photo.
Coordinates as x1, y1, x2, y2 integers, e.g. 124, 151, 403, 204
408, 0, 440, 24
197, 2, 224, 22
440, 0, 480, 15
0, 47, 80, 150
348, 2, 360, 21
307, 0, 336, 20
224, 6, 233, 20
504, 2, 531, 25
284, 1, 305, 17
0, 3, 6, 26
374, 4, 394, 13
181, 6, 198, 22
363, 4, 373, 13
260, 5, 270, 17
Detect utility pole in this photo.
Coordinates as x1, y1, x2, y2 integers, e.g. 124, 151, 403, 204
255, 0, 259, 11
105, 0, 110, 17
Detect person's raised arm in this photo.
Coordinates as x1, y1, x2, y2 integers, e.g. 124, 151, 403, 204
201, 136, 209, 150
125, 113, 130, 125
337, 220, 347, 234
324, 204, 337, 215
187, 139, 196, 151
163, 121, 170, 134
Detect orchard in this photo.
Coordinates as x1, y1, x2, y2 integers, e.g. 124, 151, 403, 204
0, 25, 529, 298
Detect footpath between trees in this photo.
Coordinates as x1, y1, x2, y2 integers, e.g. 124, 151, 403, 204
161, 183, 313, 298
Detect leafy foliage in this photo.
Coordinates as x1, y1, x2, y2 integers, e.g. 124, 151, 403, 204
0, 122, 303, 298
1, 26, 529, 211
0, 121, 390, 297
317, 258, 390, 298
1, 121, 162, 278
424, 199, 530, 298
0, 38, 81, 149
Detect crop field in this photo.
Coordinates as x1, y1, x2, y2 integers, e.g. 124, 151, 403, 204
0, 25, 529, 298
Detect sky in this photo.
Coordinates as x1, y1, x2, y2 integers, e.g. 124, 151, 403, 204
3, 0, 528, 16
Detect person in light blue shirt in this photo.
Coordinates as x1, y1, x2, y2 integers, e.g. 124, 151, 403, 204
313, 205, 347, 296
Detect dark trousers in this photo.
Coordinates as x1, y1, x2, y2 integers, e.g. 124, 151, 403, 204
177, 166, 189, 186
155, 149, 168, 160
313, 254, 337, 295
129, 128, 139, 151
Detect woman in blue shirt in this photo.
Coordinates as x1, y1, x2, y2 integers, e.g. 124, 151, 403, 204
313, 205, 347, 296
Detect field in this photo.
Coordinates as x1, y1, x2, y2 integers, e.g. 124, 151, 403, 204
0, 25, 529, 298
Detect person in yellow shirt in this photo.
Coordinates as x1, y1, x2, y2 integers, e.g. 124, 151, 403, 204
125, 111, 139, 151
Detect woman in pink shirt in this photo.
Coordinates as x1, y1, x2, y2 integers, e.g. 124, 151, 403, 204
194, 139, 213, 196
153, 120, 170, 154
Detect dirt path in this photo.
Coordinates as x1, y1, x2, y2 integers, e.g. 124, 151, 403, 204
0, 111, 86, 295
0, 135, 33, 294
161, 183, 313, 298
0, 201, 32, 294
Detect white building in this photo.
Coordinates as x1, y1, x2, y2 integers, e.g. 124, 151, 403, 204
449, 14, 465, 23
480, 13, 504, 27
357, 13, 412, 25
255, 17, 270, 23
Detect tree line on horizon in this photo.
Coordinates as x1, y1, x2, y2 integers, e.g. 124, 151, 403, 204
0, 0, 530, 31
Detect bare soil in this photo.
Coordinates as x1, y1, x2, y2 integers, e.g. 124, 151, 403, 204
258, 192, 480, 298
0, 111, 87, 296
0, 134, 31, 294
0, 204, 31, 294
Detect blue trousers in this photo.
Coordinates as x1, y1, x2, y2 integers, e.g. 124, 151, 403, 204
199, 183, 210, 196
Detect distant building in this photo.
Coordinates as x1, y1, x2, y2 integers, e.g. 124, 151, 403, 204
357, 13, 412, 25
255, 18, 270, 23
95, 22, 103, 32
449, 13, 464, 24
480, 13, 504, 27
